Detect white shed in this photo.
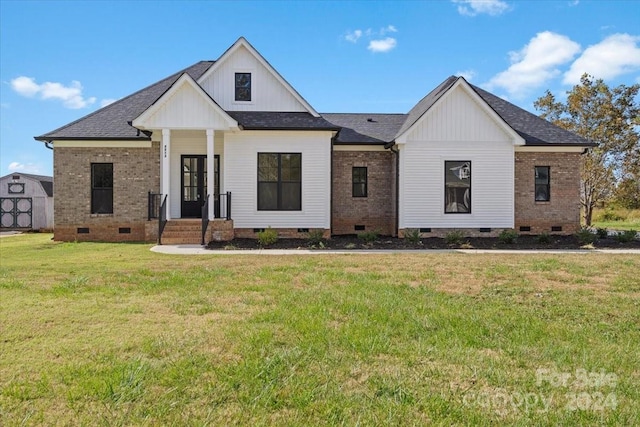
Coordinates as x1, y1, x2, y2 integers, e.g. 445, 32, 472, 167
0, 173, 54, 230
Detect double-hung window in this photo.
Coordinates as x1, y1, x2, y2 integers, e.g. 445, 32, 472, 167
235, 72, 251, 102
257, 153, 301, 210
535, 166, 550, 201
352, 167, 367, 197
445, 161, 471, 213
91, 163, 113, 214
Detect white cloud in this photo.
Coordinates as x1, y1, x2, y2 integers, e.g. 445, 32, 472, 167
456, 69, 477, 81
563, 33, 640, 84
380, 25, 397, 35
344, 25, 398, 53
10, 76, 40, 97
569, 0, 579, 6
10, 76, 96, 109
100, 98, 117, 108
368, 38, 397, 53
484, 31, 581, 97
345, 30, 362, 43
8, 162, 41, 174
452, 0, 509, 16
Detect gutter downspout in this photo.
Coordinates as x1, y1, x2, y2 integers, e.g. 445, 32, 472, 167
44, 141, 53, 150
389, 142, 400, 237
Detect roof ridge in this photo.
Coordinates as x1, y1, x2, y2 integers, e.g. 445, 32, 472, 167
394, 75, 459, 139
36, 61, 215, 140
3, 172, 53, 181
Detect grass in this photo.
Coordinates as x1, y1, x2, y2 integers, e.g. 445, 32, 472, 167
592, 207, 640, 231
1, 234, 639, 425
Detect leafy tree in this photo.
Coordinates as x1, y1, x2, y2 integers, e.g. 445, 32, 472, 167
534, 74, 640, 225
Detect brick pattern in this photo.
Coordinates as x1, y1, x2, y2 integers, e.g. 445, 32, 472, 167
53, 143, 160, 242
332, 151, 396, 236
514, 152, 581, 235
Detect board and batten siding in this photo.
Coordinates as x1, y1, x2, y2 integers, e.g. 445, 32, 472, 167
140, 82, 232, 130
199, 45, 308, 112
224, 131, 332, 229
0, 174, 53, 229
399, 84, 516, 229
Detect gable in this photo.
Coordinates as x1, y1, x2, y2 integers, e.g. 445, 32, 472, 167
403, 82, 521, 144
133, 74, 237, 130
198, 41, 315, 114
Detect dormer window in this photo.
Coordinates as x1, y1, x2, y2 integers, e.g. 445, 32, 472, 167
235, 72, 251, 101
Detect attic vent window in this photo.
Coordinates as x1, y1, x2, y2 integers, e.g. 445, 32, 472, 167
367, 118, 377, 122
235, 72, 251, 102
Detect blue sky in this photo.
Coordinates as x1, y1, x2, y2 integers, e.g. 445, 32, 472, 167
1, 0, 639, 177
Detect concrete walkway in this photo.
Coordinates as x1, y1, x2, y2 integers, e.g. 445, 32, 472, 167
151, 244, 640, 255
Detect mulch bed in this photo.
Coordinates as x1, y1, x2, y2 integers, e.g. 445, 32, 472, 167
206, 234, 640, 251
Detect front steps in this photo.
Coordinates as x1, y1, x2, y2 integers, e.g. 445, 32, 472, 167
160, 220, 204, 245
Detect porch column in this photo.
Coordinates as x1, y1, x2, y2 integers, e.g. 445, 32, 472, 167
162, 128, 171, 220
206, 129, 215, 218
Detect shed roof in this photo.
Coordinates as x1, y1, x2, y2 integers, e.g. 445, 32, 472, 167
1, 173, 53, 197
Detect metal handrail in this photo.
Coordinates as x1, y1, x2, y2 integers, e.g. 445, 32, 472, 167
158, 195, 168, 245
201, 194, 210, 245
148, 192, 162, 220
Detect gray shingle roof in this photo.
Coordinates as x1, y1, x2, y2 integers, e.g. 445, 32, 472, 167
470, 84, 594, 146
322, 113, 408, 144
393, 75, 593, 146
227, 111, 340, 131
35, 60, 592, 148
35, 61, 215, 141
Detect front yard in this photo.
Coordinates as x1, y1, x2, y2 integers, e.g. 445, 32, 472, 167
1, 234, 638, 425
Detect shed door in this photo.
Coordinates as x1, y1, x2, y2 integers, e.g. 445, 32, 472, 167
0, 197, 32, 229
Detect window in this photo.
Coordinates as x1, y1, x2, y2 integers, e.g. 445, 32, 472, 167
91, 163, 113, 214
352, 167, 367, 197
257, 153, 301, 210
535, 166, 550, 201
8, 183, 25, 194
445, 161, 471, 213
235, 72, 251, 101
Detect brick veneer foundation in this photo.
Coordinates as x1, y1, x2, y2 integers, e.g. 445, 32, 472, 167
514, 151, 582, 235
332, 150, 396, 236
53, 143, 160, 242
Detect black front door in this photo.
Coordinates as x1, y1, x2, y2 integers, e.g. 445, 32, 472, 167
181, 155, 207, 218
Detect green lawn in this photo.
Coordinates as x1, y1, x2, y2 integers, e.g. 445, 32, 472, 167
592, 207, 640, 231
1, 234, 639, 426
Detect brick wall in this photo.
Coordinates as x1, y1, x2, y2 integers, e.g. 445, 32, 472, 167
514, 151, 582, 235
53, 143, 160, 242
332, 150, 396, 236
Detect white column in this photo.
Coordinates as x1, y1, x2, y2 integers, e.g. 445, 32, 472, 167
162, 128, 171, 220
206, 129, 215, 218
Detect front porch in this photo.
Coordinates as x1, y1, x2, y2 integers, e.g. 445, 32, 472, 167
149, 191, 234, 245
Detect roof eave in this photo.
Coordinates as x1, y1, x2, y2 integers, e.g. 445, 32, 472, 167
34, 136, 152, 142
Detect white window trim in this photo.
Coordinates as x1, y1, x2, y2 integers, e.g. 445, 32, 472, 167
232, 69, 255, 105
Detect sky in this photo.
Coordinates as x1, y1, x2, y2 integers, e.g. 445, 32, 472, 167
1, 0, 639, 177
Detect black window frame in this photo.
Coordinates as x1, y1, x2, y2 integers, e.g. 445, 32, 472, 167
257, 153, 301, 211
535, 166, 550, 202
8, 183, 25, 194
444, 160, 472, 214
91, 163, 113, 214
235, 72, 252, 102
352, 166, 368, 198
